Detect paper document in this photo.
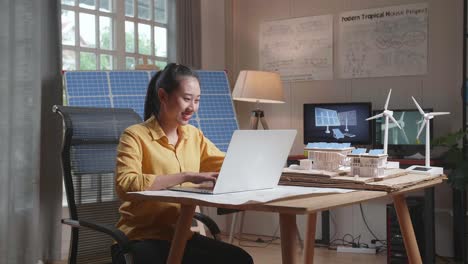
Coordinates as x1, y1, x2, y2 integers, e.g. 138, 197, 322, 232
133, 186, 354, 205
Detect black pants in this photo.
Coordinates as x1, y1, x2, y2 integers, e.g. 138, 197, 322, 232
111, 233, 253, 264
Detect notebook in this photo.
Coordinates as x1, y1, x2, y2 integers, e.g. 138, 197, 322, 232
169, 129, 297, 194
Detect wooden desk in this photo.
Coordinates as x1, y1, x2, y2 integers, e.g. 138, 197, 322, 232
130, 177, 444, 264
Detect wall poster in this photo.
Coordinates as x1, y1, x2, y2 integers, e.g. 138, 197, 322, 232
338, 3, 428, 78
259, 15, 333, 81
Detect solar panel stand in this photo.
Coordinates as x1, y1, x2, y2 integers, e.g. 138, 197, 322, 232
345, 115, 349, 131
249, 109, 269, 129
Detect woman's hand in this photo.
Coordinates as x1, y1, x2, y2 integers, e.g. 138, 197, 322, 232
183, 172, 218, 184
146, 172, 218, 191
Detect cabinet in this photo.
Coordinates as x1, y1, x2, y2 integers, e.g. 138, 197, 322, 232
454, 1, 468, 262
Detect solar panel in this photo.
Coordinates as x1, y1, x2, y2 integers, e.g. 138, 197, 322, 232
315, 107, 340, 127
199, 118, 238, 152
68, 97, 112, 107
338, 110, 357, 126
65, 72, 109, 96
198, 94, 236, 118
63, 70, 238, 152
113, 95, 146, 118
109, 71, 150, 95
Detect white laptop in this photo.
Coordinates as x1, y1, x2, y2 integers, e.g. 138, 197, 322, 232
169, 129, 296, 194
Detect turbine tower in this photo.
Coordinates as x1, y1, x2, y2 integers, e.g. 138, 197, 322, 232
412, 96, 450, 167
366, 89, 402, 155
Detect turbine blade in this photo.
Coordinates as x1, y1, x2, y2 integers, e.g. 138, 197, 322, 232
366, 113, 383, 121
416, 120, 427, 139
384, 89, 392, 110
429, 112, 450, 116
401, 128, 410, 144
399, 111, 405, 121
388, 114, 402, 129
411, 96, 425, 115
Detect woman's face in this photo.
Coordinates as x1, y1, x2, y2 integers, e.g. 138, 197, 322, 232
159, 76, 201, 126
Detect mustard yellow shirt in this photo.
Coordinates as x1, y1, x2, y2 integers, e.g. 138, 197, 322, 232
115, 116, 225, 241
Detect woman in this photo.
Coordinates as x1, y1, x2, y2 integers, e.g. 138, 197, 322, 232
112, 63, 253, 264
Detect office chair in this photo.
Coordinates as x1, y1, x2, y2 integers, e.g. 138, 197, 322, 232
54, 105, 221, 264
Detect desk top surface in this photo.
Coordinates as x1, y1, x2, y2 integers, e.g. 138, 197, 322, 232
129, 177, 444, 215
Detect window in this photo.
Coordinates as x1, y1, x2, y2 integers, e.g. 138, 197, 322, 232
61, 0, 171, 70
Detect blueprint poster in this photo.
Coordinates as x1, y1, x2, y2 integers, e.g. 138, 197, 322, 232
338, 3, 428, 78
259, 15, 333, 81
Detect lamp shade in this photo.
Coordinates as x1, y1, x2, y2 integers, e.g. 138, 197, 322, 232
232, 70, 284, 104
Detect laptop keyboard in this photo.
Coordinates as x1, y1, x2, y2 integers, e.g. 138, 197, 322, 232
169, 186, 214, 194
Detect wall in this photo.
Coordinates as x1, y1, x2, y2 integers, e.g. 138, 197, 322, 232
220, 0, 462, 257
201, 0, 226, 70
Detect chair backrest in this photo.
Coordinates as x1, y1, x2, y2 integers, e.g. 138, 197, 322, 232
54, 105, 141, 264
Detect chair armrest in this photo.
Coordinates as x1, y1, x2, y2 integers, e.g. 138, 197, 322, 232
62, 218, 131, 252
193, 212, 221, 240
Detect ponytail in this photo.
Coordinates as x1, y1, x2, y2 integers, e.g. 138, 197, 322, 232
144, 71, 162, 121
143, 63, 199, 121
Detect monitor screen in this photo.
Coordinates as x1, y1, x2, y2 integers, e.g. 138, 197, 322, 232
373, 109, 433, 157
303, 103, 372, 145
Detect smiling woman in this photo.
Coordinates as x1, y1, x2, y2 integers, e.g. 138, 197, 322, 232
113, 63, 253, 264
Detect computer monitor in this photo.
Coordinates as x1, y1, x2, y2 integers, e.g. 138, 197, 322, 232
303, 103, 372, 145
372, 108, 433, 158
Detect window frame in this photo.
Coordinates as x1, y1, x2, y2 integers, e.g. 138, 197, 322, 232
60, 0, 175, 70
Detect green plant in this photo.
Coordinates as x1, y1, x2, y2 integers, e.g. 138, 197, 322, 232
432, 129, 468, 190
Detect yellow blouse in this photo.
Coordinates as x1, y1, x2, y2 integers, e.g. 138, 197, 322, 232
115, 116, 225, 241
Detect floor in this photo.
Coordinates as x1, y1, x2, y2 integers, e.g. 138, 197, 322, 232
59, 226, 387, 263
225, 233, 387, 264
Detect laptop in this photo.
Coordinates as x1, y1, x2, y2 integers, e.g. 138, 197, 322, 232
169, 129, 296, 194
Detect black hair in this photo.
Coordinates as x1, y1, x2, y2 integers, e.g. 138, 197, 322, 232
143, 63, 199, 121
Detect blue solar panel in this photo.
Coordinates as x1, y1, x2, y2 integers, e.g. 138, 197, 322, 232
199, 119, 238, 144
198, 95, 236, 118
63, 70, 238, 152
110, 71, 149, 95
113, 96, 146, 118
68, 97, 112, 107
338, 110, 357, 126
64, 72, 109, 96
197, 71, 231, 94
315, 107, 340, 126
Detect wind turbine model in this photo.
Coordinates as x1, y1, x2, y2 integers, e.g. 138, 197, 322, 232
415, 116, 425, 144
366, 89, 402, 155
384, 112, 410, 144
410, 96, 450, 170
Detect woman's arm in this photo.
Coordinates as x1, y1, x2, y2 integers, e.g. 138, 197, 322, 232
199, 131, 225, 172
146, 172, 218, 191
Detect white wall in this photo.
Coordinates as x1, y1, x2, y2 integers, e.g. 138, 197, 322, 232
201, 0, 461, 257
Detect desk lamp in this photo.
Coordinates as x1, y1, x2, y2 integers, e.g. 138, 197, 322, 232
228, 70, 286, 244
232, 70, 285, 129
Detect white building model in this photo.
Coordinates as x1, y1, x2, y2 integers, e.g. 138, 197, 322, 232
348, 153, 388, 177
305, 143, 354, 171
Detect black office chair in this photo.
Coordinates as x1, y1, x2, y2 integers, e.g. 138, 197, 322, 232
54, 105, 221, 264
